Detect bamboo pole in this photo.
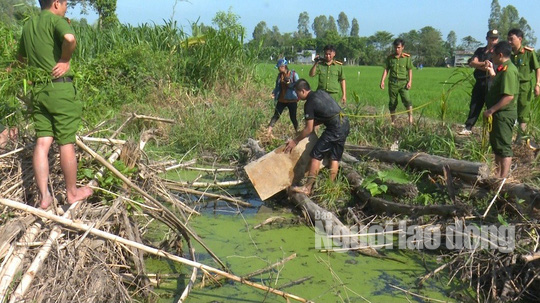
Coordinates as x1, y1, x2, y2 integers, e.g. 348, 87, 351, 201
522, 251, 540, 263
80, 136, 127, 145
75, 138, 227, 270
179, 246, 197, 303
164, 183, 253, 208
163, 179, 245, 188
0, 221, 42, 301
195, 253, 297, 289
0, 199, 309, 303
0, 147, 25, 159
132, 113, 175, 124
9, 203, 80, 303
164, 159, 197, 171
184, 167, 236, 173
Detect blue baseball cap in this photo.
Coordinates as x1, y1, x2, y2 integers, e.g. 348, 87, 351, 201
275, 58, 288, 68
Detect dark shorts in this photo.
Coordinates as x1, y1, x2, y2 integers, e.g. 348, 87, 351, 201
310, 118, 350, 161
32, 82, 81, 145
489, 111, 516, 158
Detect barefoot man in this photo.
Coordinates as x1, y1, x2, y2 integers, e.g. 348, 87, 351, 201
17, 0, 92, 208
284, 79, 350, 195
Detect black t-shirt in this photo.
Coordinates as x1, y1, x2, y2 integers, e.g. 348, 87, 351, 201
470, 46, 493, 80
304, 90, 343, 131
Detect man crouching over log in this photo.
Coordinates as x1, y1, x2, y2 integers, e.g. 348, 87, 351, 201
284, 79, 350, 195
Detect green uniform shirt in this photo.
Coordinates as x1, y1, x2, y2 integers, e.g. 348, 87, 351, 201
385, 53, 413, 80
486, 60, 519, 113
18, 10, 75, 79
315, 60, 345, 94
510, 46, 539, 82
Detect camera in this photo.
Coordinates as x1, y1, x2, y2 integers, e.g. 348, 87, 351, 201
314, 57, 326, 63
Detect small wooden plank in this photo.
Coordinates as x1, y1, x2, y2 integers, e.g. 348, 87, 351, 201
244, 133, 318, 200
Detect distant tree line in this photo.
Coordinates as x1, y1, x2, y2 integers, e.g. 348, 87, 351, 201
248, 1, 537, 67
2, 0, 538, 67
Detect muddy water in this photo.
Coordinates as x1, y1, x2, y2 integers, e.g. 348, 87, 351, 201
151, 204, 466, 303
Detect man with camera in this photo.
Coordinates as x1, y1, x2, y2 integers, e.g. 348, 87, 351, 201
309, 45, 346, 105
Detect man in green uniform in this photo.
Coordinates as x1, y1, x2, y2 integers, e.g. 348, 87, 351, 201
17, 0, 92, 209
484, 41, 519, 178
380, 38, 414, 125
309, 45, 346, 105
507, 28, 540, 140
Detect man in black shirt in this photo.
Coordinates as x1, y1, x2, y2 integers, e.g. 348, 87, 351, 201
459, 29, 499, 135
284, 79, 350, 195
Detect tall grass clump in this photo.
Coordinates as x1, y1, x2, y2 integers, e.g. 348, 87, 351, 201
0, 23, 28, 128
172, 97, 267, 158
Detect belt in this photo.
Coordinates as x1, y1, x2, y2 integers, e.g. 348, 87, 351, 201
51, 77, 73, 83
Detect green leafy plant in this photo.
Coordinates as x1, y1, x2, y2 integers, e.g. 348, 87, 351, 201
362, 168, 410, 196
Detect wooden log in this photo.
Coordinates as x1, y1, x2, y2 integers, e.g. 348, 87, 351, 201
0, 198, 309, 303
289, 192, 379, 258
245, 133, 318, 200
341, 163, 470, 217
345, 145, 489, 182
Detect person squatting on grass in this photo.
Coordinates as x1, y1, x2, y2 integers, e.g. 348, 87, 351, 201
380, 38, 414, 125
483, 41, 519, 178
17, 0, 93, 209
459, 30, 500, 136
267, 59, 299, 137
507, 28, 540, 142
284, 79, 350, 196
309, 45, 347, 105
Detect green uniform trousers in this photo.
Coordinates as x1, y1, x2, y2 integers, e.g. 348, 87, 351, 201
489, 111, 517, 158
32, 82, 81, 145
517, 80, 531, 123
388, 78, 412, 111
326, 91, 340, 103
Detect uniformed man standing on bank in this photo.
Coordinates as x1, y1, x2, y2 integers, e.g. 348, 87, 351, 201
380, 38, 414, 125
507, 28, 540, 141
309, 45, 346, 105
17, 0, 93, 209
483, 41, 519, 178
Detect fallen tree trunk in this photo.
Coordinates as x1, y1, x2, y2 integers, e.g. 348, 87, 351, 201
341, 163, 470, 217
346, 145, 489, 182
289, 192, 379, 258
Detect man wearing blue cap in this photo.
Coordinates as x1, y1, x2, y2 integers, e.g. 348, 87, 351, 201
267, 58, 299, 136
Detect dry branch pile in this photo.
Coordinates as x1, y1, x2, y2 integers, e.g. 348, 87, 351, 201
0, 116, 309, 303
0, 118, 196, 302
339, 146, 540, 302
